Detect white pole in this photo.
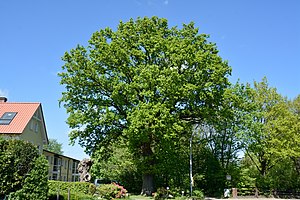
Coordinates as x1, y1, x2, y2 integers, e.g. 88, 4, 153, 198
189, 136, 193, 197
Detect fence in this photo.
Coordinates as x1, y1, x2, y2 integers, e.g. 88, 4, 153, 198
236, 187, 300, 199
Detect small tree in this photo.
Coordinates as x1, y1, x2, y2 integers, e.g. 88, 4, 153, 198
0, 138, 48, 198
9, 156, 49, 200
91, 139, 142, 193
44, 138, 64, 154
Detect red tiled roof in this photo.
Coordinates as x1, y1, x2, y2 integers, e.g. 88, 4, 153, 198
0, 102, 40, 134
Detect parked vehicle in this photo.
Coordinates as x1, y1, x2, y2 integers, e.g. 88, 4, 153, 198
94, 178, 120, 186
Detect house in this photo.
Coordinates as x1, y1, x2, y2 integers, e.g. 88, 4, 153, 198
44, 149, 80, 181
0, 97, 48, 153
0, 97, 80, 182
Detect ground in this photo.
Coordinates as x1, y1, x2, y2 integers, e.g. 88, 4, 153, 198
128, 196, 298, 200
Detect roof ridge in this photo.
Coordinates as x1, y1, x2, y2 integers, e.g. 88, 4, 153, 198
0, 102, 41, 104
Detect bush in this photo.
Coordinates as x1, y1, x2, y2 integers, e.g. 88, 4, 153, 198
191, 190, 204, 200
153, 187, 186, 199
168, 187, 185, 198
96, 183, 127, 199
0, 139, 46, 198
154, 187, 168, 200
48, 180, 96, 195
9, 156, 49, 200
48, 191, 96, 200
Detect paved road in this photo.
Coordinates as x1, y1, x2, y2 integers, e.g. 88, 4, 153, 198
206, 198, 297, 200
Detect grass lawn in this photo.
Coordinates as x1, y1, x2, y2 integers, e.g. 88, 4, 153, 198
128, 195, 154, 199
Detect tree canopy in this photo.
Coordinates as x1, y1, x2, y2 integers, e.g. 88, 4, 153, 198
59, 16, 231, 194
44, 138, 64, 154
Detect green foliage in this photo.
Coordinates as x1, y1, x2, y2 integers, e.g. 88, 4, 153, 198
239, 78, 292, 177
168, 187, 185, 198
91, 139, 141, 193
232, 78, 300, 193
154, 187, 189, 199
48, 180, 96, 195
44, 138, 64, 154
58, 15, 300, 195
96, 183, 128, 199
59, 16, 231, 193
260, 158, 300, 191
238, 152, 300, 195
191, 190, 204, 200
89, 183, 97, 196
8, 156, 49, 200
48, 192, 96, 200
0, 138, 42, 198
237, 159, 256, 189
153, 187, 168, 200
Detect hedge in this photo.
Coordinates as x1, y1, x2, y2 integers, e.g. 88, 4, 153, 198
48, 180, 96, 196
48, 192, 95, 200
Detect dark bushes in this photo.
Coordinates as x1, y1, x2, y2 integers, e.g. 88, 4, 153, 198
0, 138, 49, 199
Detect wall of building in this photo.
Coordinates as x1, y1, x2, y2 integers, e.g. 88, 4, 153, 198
43, 150, 80, 182
16, 109, 46, 153
21, 119, 44, 153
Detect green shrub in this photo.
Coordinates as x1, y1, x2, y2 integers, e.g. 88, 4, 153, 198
48, 191, 96, 200
154, 187, 168, 200
48, 180, 96, 195
168, 187, 185, 197
96, 183, 127, 199
9, 156, 49, 200
154, 187, 185, 199
0, 139, 44, 198
191, 190, 204, 200
89, 183, 97, 195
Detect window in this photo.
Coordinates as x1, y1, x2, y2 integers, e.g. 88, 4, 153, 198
0, 112, 17, 125
52, 174, 57, 180
72, 162, 77, 174
30, 120, 34, 130
34, 123, 39, 133
72, 175, 79, 182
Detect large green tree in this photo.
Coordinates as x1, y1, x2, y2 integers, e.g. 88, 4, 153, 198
192, 82, 252, 196
288, 95, 300, 174
59, 17, 231, 194
240, 78, 296, 179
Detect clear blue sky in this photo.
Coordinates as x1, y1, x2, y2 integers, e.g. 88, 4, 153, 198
0, 0, 299, 160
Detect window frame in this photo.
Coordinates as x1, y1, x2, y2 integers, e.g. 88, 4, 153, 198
0, 112, 17, 125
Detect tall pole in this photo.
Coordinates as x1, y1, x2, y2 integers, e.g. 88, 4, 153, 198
189, 136, 193, 197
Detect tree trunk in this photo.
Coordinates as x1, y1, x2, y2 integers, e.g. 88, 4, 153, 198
140, 141, 155, 196
141, 174, 154, 196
